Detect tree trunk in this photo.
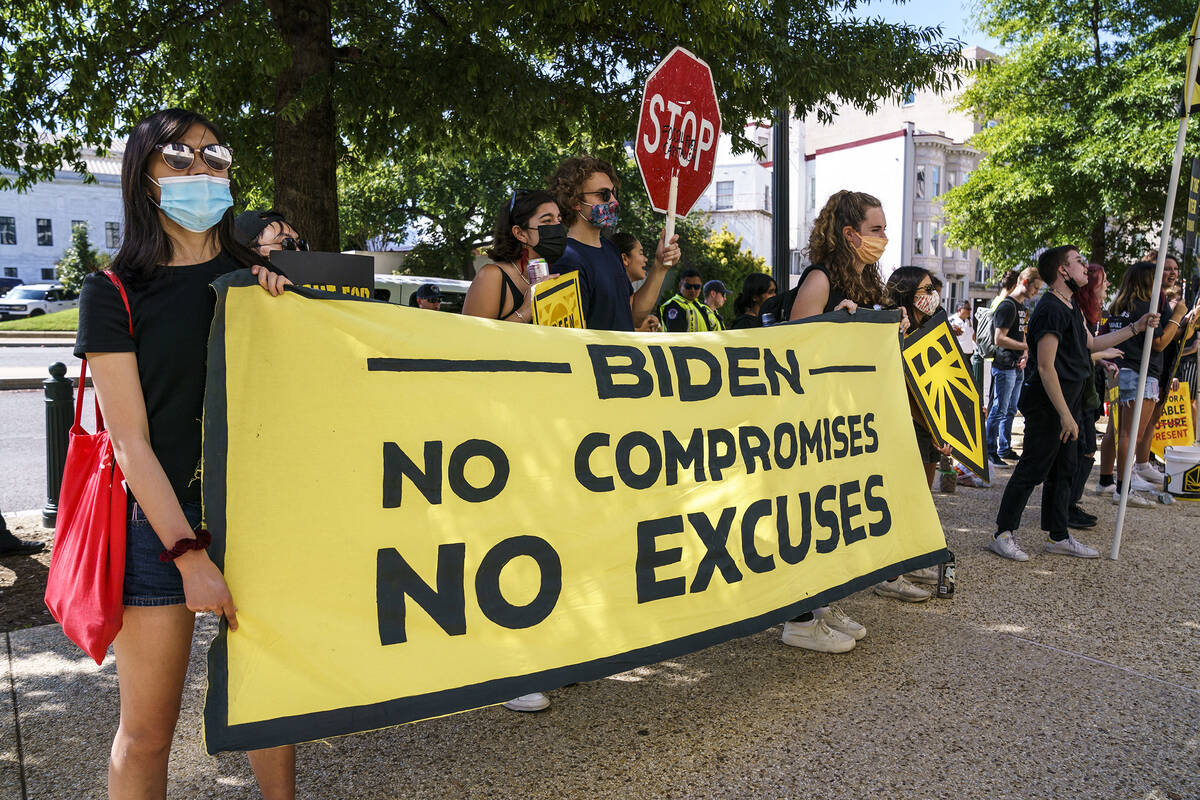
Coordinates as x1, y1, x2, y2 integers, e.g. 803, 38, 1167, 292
267, 0, 339, 251
1088, 217, 1107, 268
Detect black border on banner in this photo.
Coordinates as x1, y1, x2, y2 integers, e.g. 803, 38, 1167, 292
201, 279, 940, 753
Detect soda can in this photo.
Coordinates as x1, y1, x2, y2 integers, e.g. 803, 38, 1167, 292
936, 550, 955, 599
526, 258, 550, 285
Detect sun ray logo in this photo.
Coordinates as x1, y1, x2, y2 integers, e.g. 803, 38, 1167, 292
1184, 463, 1200, 495
901, 308, 988, 481
532, 273, 586, 328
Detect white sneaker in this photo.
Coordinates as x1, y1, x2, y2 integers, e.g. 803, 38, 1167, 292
1044, 535, 1100, 558
873, 576, 932, 602
1128, 472, 1161, 493
1135, 462, 1164, 484
1112, 488, 1155, 508
781, 619, 856, 653
904, 566, 939, 585
1090, 482, 1115, 496
813, 604, 867, 640
503, 692, 550, 712
988, 531, 1029, 561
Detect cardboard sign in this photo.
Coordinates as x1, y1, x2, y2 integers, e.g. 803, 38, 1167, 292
900, 309, 988, 481
201, 278, 947, 753
269, 251, 374, 299
531, 273, 585, 328
635, 46, 722, 217
1151, 382, 1195, 457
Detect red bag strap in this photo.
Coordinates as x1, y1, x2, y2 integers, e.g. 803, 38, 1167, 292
74, 270, 134, 430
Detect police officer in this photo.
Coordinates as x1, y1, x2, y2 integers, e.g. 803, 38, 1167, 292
700, 279, 728, 331
660, 269, 709, 332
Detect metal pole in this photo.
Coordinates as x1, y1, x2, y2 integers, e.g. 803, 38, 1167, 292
1112, 35, 1200, 559
772, 105, 789, 289
42, 361, 73, 528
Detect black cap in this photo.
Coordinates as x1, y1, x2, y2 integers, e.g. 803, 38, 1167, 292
703, 279, 728, 295
415, 283, 442, 302
234, 209, 288, 248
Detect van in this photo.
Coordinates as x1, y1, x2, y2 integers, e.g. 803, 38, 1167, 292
373, 275, 470, 314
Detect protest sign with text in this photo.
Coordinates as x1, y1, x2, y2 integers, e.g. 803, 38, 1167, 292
201, 274, 948, 753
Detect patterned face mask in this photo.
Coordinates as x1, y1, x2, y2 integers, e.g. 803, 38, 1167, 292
915, 288, 941, 317
584, 197, 619, 229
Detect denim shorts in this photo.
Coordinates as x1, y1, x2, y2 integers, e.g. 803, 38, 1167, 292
123, 498, 201, 607
1117, 368, 1160, 404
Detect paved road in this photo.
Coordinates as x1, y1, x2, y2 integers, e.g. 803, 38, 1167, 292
0, 388, 95, 515
0, 345, 79, 374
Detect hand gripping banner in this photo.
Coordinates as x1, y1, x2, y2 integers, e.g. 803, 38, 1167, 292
202, 272, 949, 753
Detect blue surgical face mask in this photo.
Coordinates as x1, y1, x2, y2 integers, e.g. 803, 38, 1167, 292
147, 174, 233, 233
584, 197, 619, 229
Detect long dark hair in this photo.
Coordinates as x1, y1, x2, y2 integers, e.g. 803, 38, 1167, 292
113, 109, 260, 286
734, 272, 776, 315
1110, 262, 1156, 317
884, 265, 940, 325
486, 189, 557, 263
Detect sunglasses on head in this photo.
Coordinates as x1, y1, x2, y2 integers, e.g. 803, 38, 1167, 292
583, 187, 617, 203
509, 189, 535, 214
154, 142, 233, 171
683, 282, 702, 290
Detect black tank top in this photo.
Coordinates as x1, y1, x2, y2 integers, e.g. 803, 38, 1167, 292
496, 266, 524, 320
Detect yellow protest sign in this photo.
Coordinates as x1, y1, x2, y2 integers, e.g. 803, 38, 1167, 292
900, 309, 988, 480
202, 273, 948, 753
1151, 382, 1194, 457
531, 273, 585, 328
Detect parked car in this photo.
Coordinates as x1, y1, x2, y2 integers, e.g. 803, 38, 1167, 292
373, 275, 470, 314
0, 283, 80, 319
0, 277, 23, 294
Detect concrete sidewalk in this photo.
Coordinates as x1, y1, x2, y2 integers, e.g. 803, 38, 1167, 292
3, 476, 1198, 799
0, 368, 88, 391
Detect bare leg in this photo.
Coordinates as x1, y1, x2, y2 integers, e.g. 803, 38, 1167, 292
1099, 421, 1116, 475
109, 605, 195, 800
1136, 398, 1167, 462
1115, 401, 1136, 487
248, 746, 296, 800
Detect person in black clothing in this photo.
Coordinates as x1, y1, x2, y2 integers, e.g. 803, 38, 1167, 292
462, 189, 564, 324
0, 505, 44, 557
729, 273, 776, 329
990, 246, 1157, 563
74, 109, 295, 798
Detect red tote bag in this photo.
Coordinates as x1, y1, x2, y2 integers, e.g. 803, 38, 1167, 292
44, 270, 132, 665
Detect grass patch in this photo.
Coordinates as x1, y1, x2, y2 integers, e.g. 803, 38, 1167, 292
0, 307, 79, 331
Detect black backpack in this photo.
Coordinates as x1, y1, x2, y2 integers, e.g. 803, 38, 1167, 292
760, 285, 799, 325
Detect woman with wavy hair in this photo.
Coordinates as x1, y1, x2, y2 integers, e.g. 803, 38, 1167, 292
788, 190, 886, 321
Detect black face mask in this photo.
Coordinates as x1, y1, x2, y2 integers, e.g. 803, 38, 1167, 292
1063, 269, 1083, 293
532, 223, 567, 264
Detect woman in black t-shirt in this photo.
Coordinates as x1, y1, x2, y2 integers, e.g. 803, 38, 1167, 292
74, 110, 295, 798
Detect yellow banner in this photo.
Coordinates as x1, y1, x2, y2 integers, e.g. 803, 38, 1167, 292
1152, 382, 1194, 456
201, 273, 948, 753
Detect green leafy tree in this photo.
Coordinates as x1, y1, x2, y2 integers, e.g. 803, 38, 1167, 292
3, 1, 963, 251
943, 0, 1198, 279
55, 224, 110, 295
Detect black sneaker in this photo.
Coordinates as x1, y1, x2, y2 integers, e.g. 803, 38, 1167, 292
1067, 509, 1097, 529
0, 538, 45, 557
1069, 504, 1097, 524
988, 453, 1010, 468
1000, 449, 1021, 460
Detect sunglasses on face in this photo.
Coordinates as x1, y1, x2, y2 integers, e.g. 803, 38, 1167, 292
582, 187, 617, 203
261, 237, 308, 251
683, 283, 702, 290
154, 142, 233, 171
916, 284, 938, 295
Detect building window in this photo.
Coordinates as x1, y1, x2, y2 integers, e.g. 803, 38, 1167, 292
715, 181, 734, 211
41, 268, 56, 280
37, 218, 53, 246
914, 221, 924, 255
902, 89, 916, 107
915, 166, 927, 200
931, 166, 941, 196
808, 175, 817, 210
976, 257, 989, 284
763, 185, 771, 211
946, 171, 956, 191
930, 222, 940, 256
71, 219, 87, 233
2, 267, 16, 277
0, 217, 14, 245
105, 221, 121, 249
756, 132, 771, 162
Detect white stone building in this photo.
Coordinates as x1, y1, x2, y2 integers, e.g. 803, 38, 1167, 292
0, 145, 124, 284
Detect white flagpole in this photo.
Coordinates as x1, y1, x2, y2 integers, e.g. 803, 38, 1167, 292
1111, 25, 1200, 560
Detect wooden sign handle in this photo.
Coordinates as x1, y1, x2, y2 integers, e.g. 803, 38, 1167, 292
664, 173, 679, 250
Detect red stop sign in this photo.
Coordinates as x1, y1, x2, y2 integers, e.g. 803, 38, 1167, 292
635, 47, 723, 217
